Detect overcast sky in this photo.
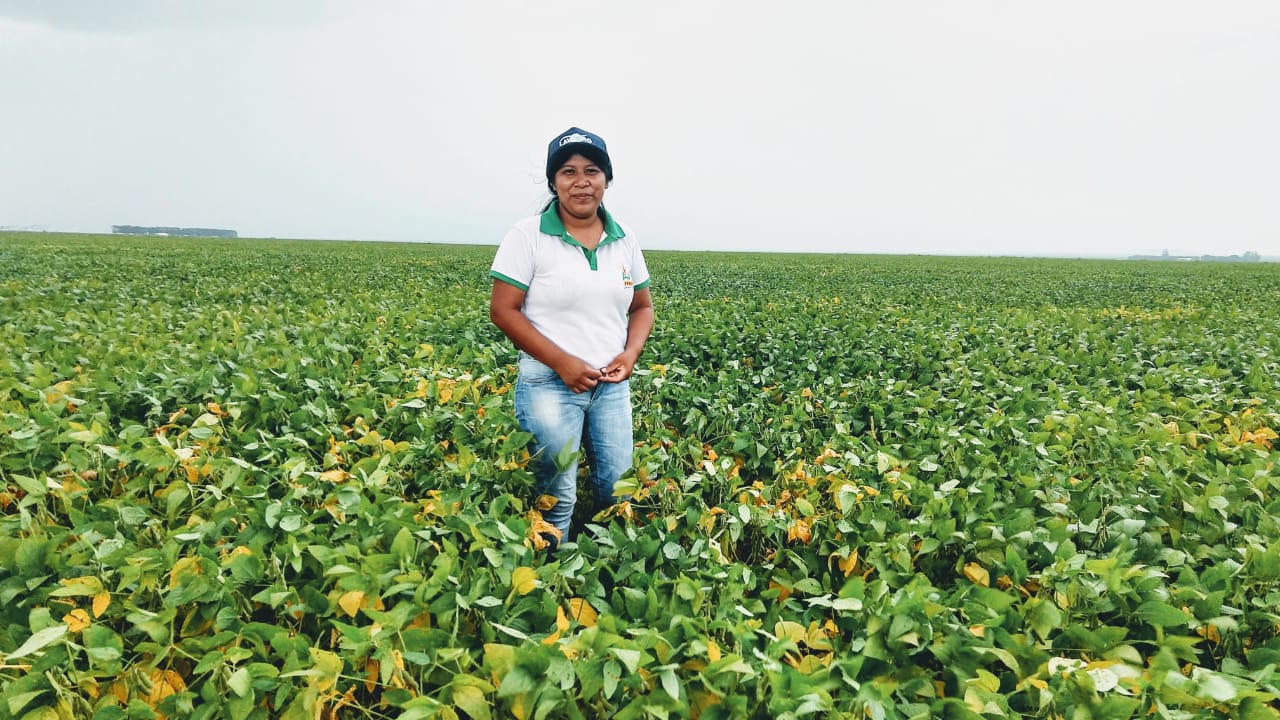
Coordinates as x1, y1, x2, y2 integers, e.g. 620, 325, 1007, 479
2, 1, 1277, 258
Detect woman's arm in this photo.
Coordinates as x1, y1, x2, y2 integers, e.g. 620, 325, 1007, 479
601, 288, 654, 382
489, 280, 604, 393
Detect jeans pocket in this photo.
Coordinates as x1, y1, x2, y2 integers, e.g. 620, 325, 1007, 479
517, 355, 560, 385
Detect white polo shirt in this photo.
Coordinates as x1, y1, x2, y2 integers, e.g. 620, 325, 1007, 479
490, 203, 651, 369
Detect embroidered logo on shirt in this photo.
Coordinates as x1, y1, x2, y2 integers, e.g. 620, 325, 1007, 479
621, 265, 633, 287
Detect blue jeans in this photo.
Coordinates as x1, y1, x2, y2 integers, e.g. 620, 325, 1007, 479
514, 354, 633, 545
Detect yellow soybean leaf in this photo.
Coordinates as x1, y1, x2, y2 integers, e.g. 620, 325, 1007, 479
838, 549, 859, 577
484, 643, 516, 684
787, 518, 812, 544
453, 684, 492, 720
963, 562, 990, 587
512, 567, 538, 595
309, 648, 343, 692
707, 639, 721, 662
147, 669, 186, 707
54, 576, 105, 597
774, 620, 807, 644
64, 608, 91, 633
690, 690, 720, 717
92, 592, 111, 618
110, 681, 129, 704
510, 693, 533, 720
805, 622, 833, 651
169, 557, 202, 590
790, 654, 827, 675
543, 606, 569, 645
568, 598, 598, 627
338, 590, 366, 617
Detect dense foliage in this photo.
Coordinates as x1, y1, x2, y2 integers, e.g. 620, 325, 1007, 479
2, 232, 1279, 719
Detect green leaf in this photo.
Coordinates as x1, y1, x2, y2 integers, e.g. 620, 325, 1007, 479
280, 689, 318, 720
876, 452, 894, 474
603, 659, 621, 698
1136, 601, 1190, 628
390, 527, 415, 560
496, 666, 536, 698
7, 691, 47, 717
611, 648, 642, 674
228, 667, 252, 697
228, 693, 255, 720
1193, 669, 1238, 702
660, 666, 680, 700
832, 597, 863, 612
12, 475, 45, 497
1023, 597, 1062, 642
5, 624, 67, 660
83, 625, 123, 665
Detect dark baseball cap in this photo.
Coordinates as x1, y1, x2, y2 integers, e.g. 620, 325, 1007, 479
546, 127, 613, 183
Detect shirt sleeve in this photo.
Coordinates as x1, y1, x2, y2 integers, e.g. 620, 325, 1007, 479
490, 224, 534, 291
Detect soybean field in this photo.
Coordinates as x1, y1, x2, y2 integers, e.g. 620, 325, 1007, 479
2, 232, 1279, 719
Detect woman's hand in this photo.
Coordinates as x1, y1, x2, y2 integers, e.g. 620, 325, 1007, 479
555, 358, 605, 393
599, 350, 640, 383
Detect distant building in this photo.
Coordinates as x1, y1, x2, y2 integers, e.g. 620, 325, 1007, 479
1129, 253, 1195, 261
112, 225, 237, 238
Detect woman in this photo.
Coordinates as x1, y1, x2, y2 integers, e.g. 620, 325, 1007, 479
489, 127, 654, 548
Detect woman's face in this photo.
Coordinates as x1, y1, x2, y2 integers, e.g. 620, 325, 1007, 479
553, 154, 607, 222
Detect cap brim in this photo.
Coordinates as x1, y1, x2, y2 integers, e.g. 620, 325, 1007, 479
548, 143, 610, 173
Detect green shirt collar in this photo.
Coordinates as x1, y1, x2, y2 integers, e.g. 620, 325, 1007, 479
539, 201, 626, 247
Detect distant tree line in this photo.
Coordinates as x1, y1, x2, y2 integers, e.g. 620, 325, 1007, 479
1129, 250, 1262, 263
112, 225, 237, 238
